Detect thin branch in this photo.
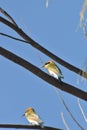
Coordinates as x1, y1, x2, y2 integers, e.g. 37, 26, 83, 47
46, 0, 49, 8
61, 112, 70, 130
54, 89, 84, 130
1, 47, 87, 101
77, 98, 87, 123
0, 32, 29, 43
0, 7, 17, 26
0, 124, 61, 130
0, 16, 87, 79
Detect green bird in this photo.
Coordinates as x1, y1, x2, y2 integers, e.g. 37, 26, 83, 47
43, 60, 64, 81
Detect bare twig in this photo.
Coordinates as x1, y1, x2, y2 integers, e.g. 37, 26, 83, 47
0, 7, 17, 26
46, 0, 49, 8
77, 98, 87, 123
1, 47, 87, 101
61, 112, 70, 130
54, 89, 84, 130
79, 0, 87, 26
0, 32, 28, 43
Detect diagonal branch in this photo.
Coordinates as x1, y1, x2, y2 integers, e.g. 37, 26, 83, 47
0, 32, 28, 43
0, 32, 44, 64
0, 7, 17, 26
1, 47, 87, 101
0, 15, 87, 79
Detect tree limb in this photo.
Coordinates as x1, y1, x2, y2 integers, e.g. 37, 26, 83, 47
0, 15, 87, 79
1, 47, 87, 101
0, 124, 62, 130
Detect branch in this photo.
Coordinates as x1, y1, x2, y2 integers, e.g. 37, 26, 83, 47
54, 89, 84, 130
61, 112, 70, 130
1, 47, 87, 101
77, 98, 87, 123
0, 7, 17, 26
46, 0, 49, 8
0, 15, 87, 79
0, 124, 61, 130
0, 32, 29, 43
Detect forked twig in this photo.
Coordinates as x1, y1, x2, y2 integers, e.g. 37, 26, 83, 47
0, 7, 17, 26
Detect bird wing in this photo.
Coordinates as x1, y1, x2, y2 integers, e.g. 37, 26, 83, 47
55, 64, 61, 73
31, 113, 43, 124
55, 64, 63, 76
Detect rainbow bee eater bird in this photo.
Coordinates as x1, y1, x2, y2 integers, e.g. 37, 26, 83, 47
43, 60, 64, 81
22, 107, 44, 127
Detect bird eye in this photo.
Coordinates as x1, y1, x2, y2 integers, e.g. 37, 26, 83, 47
45, 62, 50, 65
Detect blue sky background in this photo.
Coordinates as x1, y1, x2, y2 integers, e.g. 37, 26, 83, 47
0, 0, 87, 130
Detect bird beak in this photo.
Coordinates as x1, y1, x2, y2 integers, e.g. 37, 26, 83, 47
41, 65, 44, 68
21, 113, 25, 117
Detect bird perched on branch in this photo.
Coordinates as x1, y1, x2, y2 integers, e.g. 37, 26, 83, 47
43, 60, 64, 81
22, 107, 44, 127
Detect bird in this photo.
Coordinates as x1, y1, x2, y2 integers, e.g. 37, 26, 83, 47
22, 107, 44, 127
43, 60, 64, 81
